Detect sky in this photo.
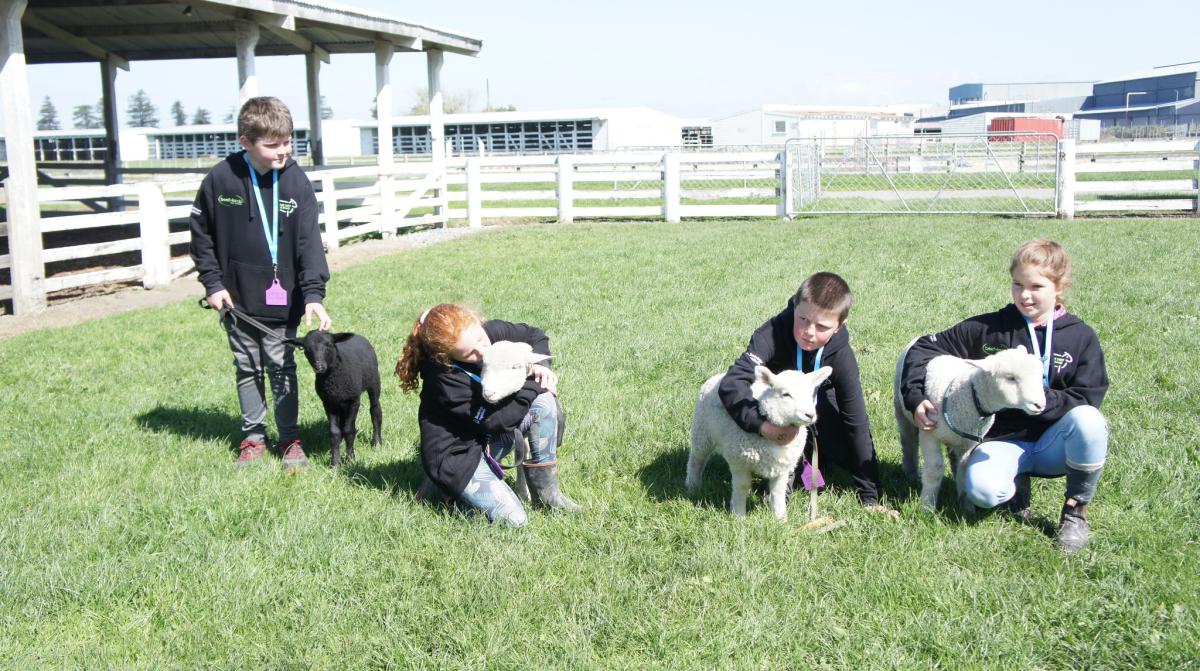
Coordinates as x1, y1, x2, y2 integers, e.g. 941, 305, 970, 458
7, 0, 1200, 128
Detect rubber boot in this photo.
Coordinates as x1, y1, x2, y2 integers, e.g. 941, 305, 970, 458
1005, 473, 1032, 520
522, 460, 583, 512
1058, 466, 1102, 552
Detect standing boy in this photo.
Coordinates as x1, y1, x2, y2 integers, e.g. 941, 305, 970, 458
190, 96, 331, 470
718, 272, 888, 511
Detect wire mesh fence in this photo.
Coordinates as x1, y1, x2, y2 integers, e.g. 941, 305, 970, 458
784, 133, 1060, 215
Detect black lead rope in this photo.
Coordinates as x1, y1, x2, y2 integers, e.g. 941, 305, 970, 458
197, 298, 289, 344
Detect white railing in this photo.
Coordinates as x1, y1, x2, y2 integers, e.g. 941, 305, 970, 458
0, 162, 446, 306
1060, 139, 1200, 217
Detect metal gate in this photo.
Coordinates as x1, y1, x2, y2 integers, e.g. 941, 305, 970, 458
782, 133, 1060, 216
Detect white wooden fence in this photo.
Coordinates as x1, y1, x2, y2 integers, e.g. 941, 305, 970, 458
1060, 139, 1200, 217
0, 162, 445, 306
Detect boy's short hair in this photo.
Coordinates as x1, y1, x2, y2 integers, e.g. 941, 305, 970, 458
792, 272, 853, 323
238, 96, 293, 144
1010, 238, 1072, 291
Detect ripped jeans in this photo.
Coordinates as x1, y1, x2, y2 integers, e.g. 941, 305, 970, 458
457, 392, 562, 527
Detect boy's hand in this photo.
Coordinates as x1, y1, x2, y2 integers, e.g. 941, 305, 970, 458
760, 421, 799, 445
207, 290, 233, 311
914, 400, 938, 431
305, 302, 331, 331
530, 364, 558, 395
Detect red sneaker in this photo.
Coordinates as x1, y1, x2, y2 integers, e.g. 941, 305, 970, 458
278, 438, 309, 473
237, 438, 267, 467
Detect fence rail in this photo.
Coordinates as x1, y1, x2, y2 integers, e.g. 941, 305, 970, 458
1060, 139, 1200, 217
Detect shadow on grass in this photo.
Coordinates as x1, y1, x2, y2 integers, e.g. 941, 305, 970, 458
637, 445, 729, 512
135, 404, 332, 458
342, 446, 424, 496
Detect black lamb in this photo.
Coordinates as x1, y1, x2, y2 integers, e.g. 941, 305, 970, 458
286, 330, 383, 466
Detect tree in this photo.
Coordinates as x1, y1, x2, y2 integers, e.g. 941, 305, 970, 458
170, 100, 187, 126
127, 89, 159, 127
485, 104, 518, 112
319, 95, 334, 120
192, 107, 212, 125
369, 100, 377, 120
37, 96, 61, 130
408, 86, 473, 115
222, 107, 236, 124
72, 104, 101, 129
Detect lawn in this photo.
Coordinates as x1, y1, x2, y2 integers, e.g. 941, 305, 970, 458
1, 216, 1198, 668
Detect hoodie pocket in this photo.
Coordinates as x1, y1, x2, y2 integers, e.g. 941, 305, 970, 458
225, 259, 292, 321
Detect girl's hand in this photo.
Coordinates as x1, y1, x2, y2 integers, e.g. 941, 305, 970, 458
760, 421, 799, 445
914, 400, 938, 431
530, 364, 558, 395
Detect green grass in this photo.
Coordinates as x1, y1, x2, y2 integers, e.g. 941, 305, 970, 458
2, 217, 1198, 668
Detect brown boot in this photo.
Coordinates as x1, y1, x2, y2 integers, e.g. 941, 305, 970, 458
1057, 498, 1089, 553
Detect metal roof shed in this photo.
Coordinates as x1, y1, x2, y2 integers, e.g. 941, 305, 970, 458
1, 0, 481, 314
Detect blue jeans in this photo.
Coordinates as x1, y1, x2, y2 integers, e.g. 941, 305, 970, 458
457, 393, 562, 526
962, 405, 1109, 508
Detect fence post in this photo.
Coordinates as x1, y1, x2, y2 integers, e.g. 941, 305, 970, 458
777, 149, 789, 219
1056, 139, 1075, 219
138, 182, 171, 289
1195, 140, 1200, 214
662, 152, 680, 223
556, 154, 574, 224
318, 173, 339, 251
378, 165, 396, 239
466, 157, 483, 228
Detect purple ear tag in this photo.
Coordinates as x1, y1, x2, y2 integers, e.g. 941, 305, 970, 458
265, 278, 288, 306
800, 458, 825, 491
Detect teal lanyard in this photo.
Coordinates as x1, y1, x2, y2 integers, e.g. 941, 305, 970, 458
796, 345, 824, 373
1023, 312, 1055, 388
244, 153, 279, 272
454, 363, 482, 384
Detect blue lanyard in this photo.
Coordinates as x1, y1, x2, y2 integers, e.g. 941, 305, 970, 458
453, 363, 482, 384
796, 345, 824, 373
243, 153, 279, 271
1023, 312, 1055, 388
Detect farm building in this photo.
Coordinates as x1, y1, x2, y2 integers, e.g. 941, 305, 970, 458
708, 105, 925, 146
1073, 61, 1200, 130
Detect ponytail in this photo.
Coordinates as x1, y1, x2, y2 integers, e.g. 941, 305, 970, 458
395, 317, 424, 393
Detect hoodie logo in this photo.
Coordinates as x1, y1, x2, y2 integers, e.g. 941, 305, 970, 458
279, 198, 299, 217
218, 194, 245, 207
982, 343, 1004, 355
1053, 350, 1073, 373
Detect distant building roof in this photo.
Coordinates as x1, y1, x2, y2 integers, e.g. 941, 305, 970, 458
1095, 61, 1200, 85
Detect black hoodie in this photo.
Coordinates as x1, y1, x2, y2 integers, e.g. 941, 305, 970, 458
899, 304, 1108, 442
189, 151, 329, 326
417, 320, 552, 496
718, 304, 880, 503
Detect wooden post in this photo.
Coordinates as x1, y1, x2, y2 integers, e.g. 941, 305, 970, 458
1, 0, 45, 313
1056, 139, 1075, 220
662, 152, 681, 223
100, 55, 123, 203
305, 51, 324, 167
138, 182, 170, 289
236, 21, 259, 105
466, 158, 482, 229
556, 154, 574, 224
375, 41, 395, 236
318, 174, 339, 250
427, 49, 447, 226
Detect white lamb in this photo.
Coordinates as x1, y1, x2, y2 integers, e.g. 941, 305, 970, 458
893, 340, 1046, 511
686, 365, 832, 520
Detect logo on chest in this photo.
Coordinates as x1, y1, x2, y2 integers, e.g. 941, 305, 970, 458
1052, 350, 1073, 373
218, 194, 245, 207
279, 198, 299, 217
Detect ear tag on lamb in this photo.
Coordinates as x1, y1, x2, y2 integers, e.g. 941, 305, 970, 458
265, 278, 288, 306
800, 459, 824, 491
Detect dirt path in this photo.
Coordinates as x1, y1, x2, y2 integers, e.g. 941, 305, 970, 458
0, 227, 483, 341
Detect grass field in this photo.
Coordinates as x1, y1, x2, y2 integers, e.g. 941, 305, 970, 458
2, 216, 1198, 668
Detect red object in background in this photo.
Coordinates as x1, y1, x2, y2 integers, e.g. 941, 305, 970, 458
988, 117, 1063, 141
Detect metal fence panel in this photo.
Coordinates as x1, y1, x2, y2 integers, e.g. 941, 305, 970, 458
783, 133, 1060, 216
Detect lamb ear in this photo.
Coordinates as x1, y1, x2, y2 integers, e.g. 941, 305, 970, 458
1014, 344, 1028, 355
754, 365, 775, 386
809, 365, 833, 385
528, 353, 553, 366
283, 338, 306, 350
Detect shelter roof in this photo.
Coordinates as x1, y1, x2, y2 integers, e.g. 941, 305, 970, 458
21, 0, 482, 65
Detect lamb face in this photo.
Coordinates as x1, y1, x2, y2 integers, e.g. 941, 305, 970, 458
479, 340, 552, 403
753, 365, 833, 427
292, 329, 339, 375
980, 345, 1046, 415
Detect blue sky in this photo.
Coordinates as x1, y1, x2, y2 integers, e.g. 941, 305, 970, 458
8, 0, 1200, 127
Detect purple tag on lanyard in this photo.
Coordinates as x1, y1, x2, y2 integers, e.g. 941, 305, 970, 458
265, 278, 288, 306
799, 457, 825, 491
